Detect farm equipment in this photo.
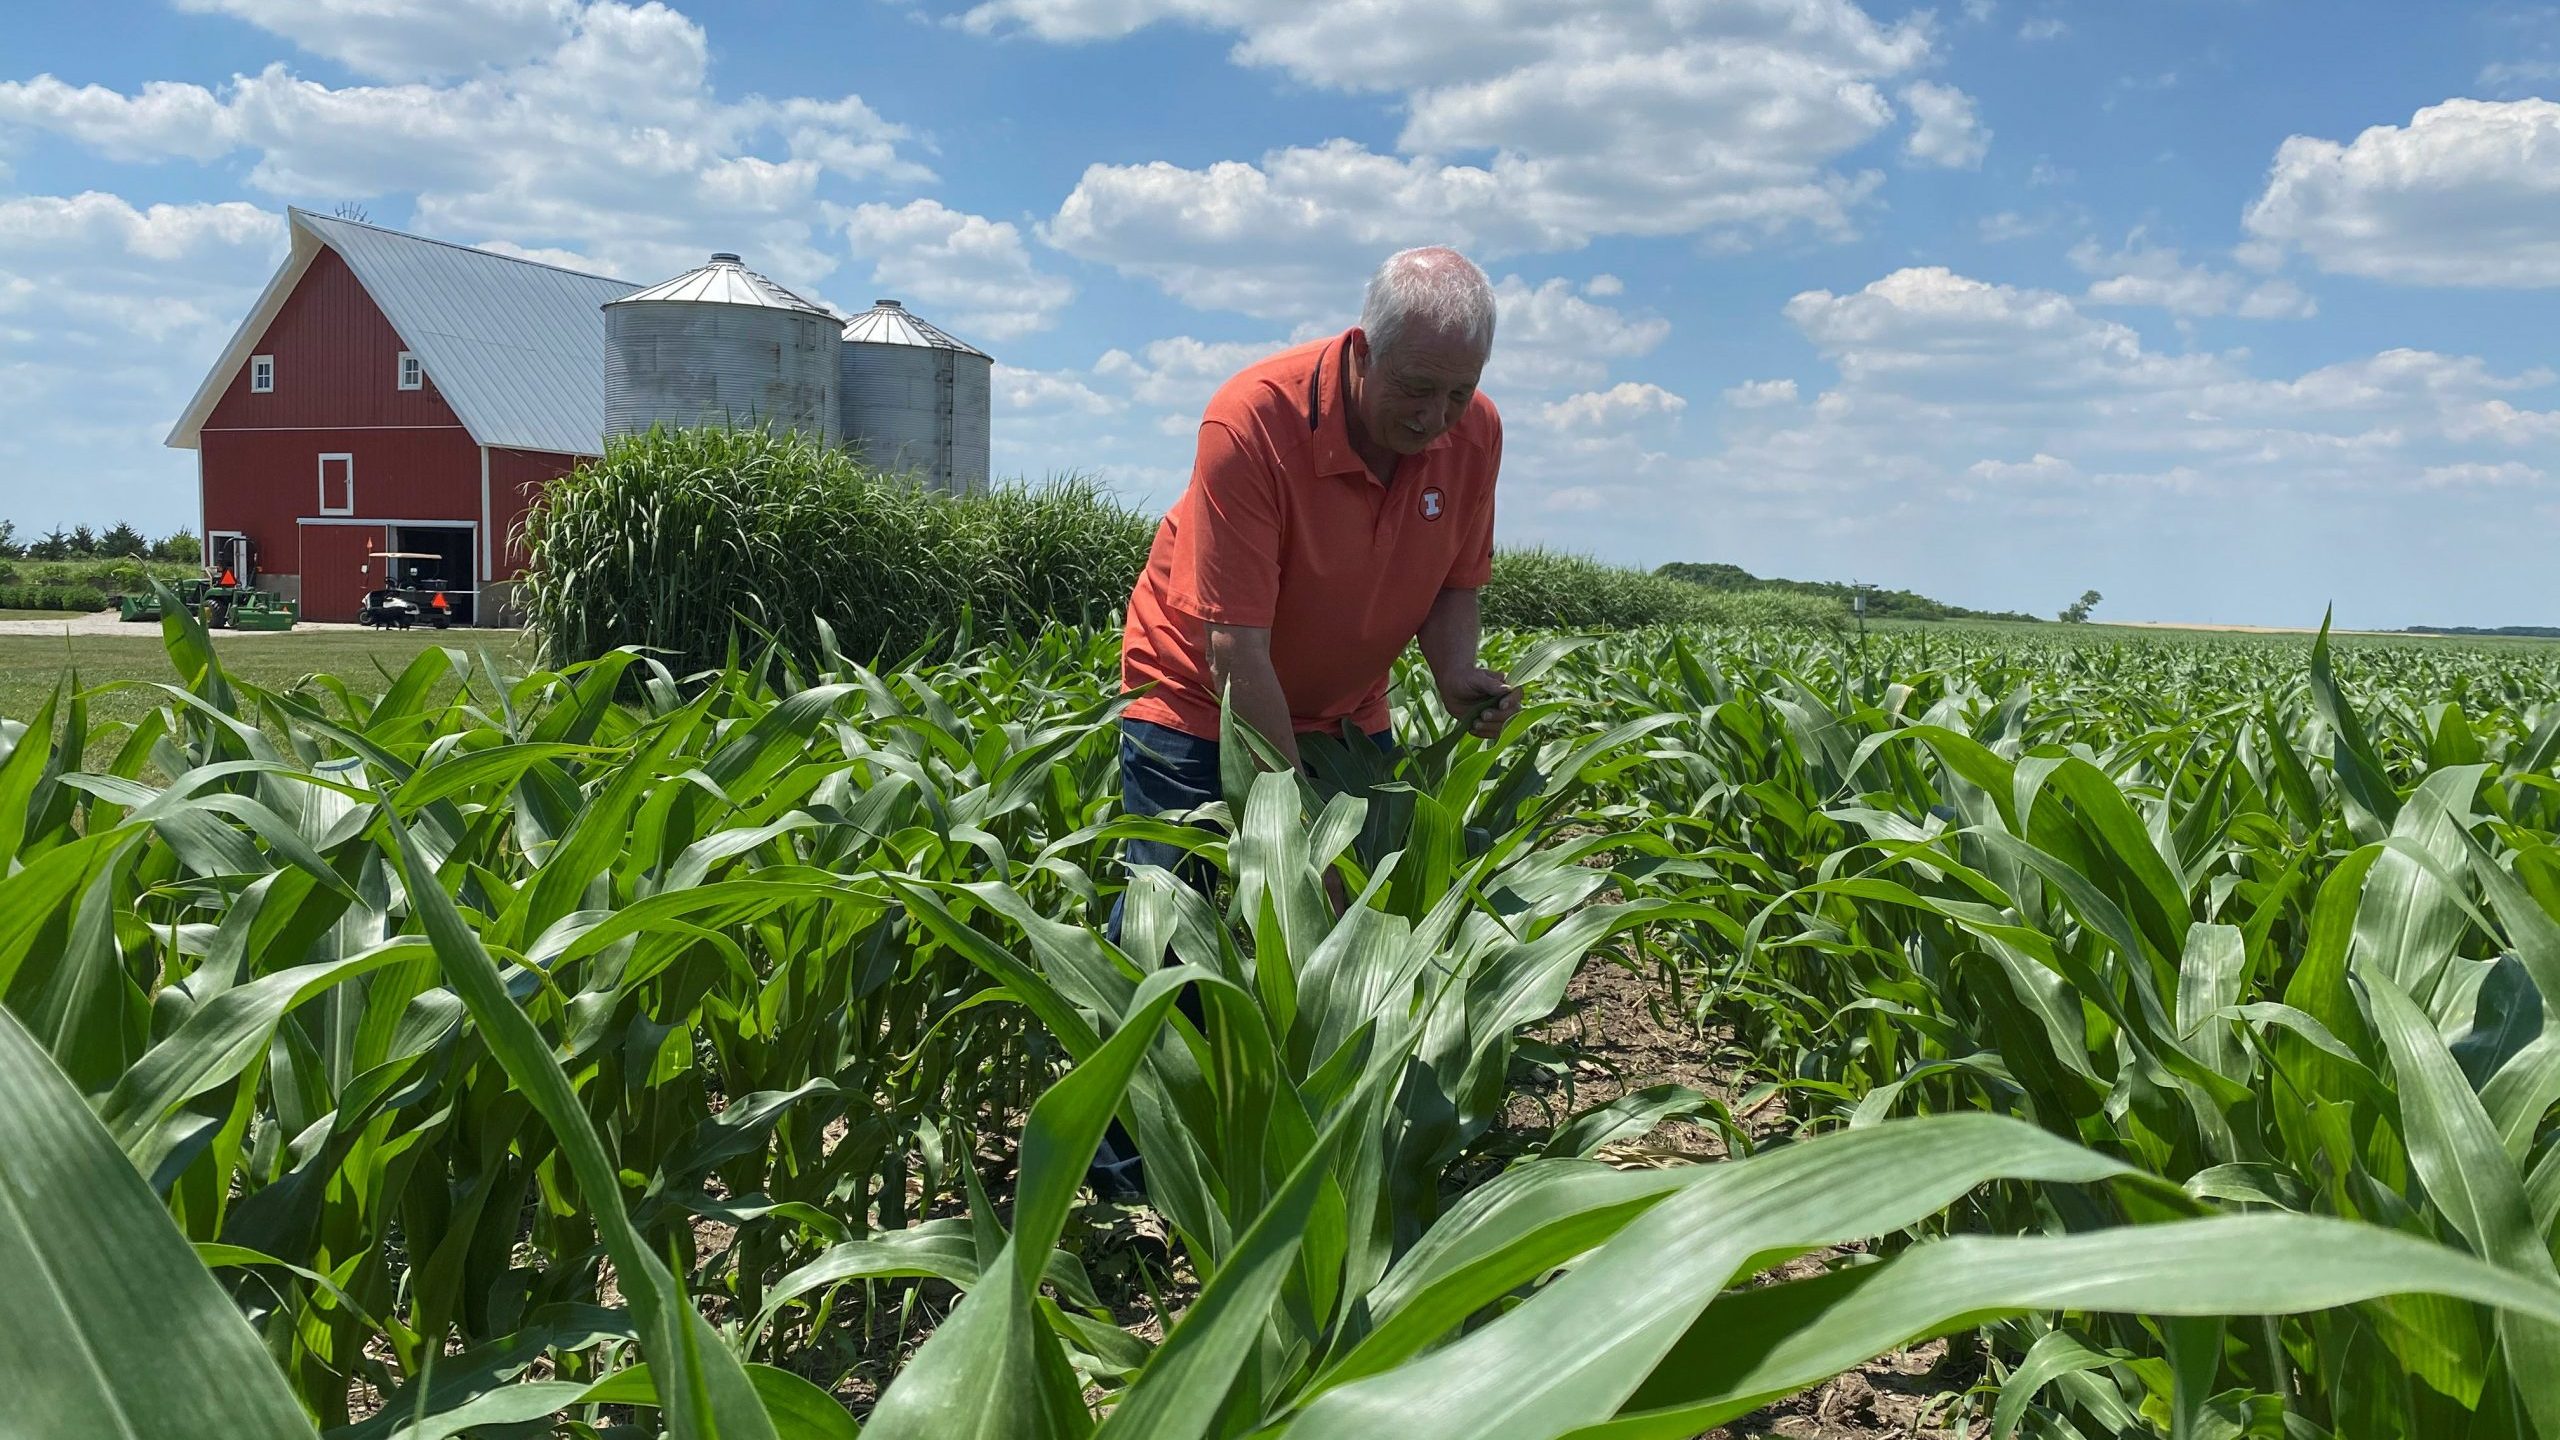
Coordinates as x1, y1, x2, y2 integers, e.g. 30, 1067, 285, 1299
219, 587, 299, 631
115, 534, 301, 629
116, 578, 212, 623
358, 551, 457, 630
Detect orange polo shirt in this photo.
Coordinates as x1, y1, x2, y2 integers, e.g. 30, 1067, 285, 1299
1122, 328, 1501, 739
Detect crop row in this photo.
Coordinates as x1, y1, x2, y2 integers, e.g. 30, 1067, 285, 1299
1, 614, 2556, 1437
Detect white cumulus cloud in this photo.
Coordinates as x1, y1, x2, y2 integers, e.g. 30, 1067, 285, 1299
1902, 82, 1989, 169
0, 3, 947, 292
2071, 233, 2317, 318
832, 199, 1073, 341
1483, 276, 1670, 394
2244, 98, 2560, 287
1024, 0, 1932, 313
0, 193, 290, 524
0, 76, 240, 161
1966, 453, 2076, 483
171, 0, 582, 80
1541, 382, 1688, 429
2418, 460, 2547, 488
994, 364, 1120, 416
1724, 378, 1800, 408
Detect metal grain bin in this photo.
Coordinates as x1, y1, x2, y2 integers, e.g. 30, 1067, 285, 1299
838, 300, 992, 494
604, 252, 840, 445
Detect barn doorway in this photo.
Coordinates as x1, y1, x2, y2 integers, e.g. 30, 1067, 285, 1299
389, 525, 476, 625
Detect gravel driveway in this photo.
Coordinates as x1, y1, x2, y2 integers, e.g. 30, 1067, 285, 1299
0, 608, 374, 638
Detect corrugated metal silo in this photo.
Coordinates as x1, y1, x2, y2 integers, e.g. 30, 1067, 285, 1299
604, 252, 840, 444
838, 299, 992, 494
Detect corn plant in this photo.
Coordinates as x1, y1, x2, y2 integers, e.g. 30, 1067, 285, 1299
7, 604, 2560, 1438
0, 603, 1119, 1428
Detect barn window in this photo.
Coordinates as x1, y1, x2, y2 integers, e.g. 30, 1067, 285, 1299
318, 454, 354, 517
397, 352, 422, 391
251, 355, 275, 393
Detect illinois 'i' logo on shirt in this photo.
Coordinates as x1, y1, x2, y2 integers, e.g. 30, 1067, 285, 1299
1420, 487, 1445, 521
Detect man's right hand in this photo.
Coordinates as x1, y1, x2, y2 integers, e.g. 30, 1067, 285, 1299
1439, 667, 1521, 739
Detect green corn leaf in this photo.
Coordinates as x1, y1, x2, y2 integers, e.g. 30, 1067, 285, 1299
0, 1006, 321, 1440
1577, 1213, 2560, 1439
2360, 968, 2560, 1431
1281, 1114, 2145, 1437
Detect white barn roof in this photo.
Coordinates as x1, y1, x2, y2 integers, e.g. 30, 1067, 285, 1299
168, 209, 640, 456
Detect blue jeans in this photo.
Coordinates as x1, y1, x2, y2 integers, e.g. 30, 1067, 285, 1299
1104, 717, 1395, 944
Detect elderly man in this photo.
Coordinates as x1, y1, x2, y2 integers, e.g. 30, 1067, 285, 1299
1087, 246, 1518, 1199
1118, 244, 1519, 872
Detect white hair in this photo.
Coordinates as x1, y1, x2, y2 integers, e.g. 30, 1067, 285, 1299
1360, 246, 1496, 365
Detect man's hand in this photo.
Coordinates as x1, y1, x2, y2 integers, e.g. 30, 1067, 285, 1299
1439, 667, 1520, 739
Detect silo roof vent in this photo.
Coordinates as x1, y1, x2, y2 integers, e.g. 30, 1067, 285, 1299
607, 252, 832, 315
840, 297, 990, 358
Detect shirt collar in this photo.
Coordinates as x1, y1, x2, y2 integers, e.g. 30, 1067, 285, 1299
1306, 329, 1369, 481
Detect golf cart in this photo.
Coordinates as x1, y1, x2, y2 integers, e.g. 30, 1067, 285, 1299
358, 551, 458, 630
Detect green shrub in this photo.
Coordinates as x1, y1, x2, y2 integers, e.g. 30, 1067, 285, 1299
1485, 548, 1841, 632
517, 426, 1160, 673
0, 557, 197, 594
1655, 559, 2041, 623
0, 583, 106, 612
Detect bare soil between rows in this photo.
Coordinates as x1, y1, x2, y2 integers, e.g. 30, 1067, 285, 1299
1502, 956, 1968, 1440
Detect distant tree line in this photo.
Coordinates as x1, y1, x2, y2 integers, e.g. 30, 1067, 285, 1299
1654, 561, 2043, 623
0, 520, 201, 563
2404, 625, 2560, 639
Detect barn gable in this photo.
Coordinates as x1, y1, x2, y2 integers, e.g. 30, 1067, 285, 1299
200, 248, 469, 431
168, 209, 638, 456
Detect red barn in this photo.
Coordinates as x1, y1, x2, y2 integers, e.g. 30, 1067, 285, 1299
167, 209, 638, 624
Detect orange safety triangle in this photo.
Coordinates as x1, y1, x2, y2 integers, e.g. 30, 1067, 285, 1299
219, 569, 236, 586
430, 591, 449, 610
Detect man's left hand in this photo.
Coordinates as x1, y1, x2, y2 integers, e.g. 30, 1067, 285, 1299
1439, 668, 1520, 739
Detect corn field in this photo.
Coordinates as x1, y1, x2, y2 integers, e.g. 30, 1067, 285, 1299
4, 607, 2560, 1439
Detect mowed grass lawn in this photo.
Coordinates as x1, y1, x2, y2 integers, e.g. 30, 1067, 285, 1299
0, 626, 534, 769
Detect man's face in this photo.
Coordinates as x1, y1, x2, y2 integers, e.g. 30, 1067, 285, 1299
1358, 325, 1486, 456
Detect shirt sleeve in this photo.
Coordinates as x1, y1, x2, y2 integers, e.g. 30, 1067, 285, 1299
1444, 406, 1499, 590
1163, 418, 1284, 627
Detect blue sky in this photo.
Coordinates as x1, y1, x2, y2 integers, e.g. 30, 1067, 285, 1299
4, 0, 2558, 627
